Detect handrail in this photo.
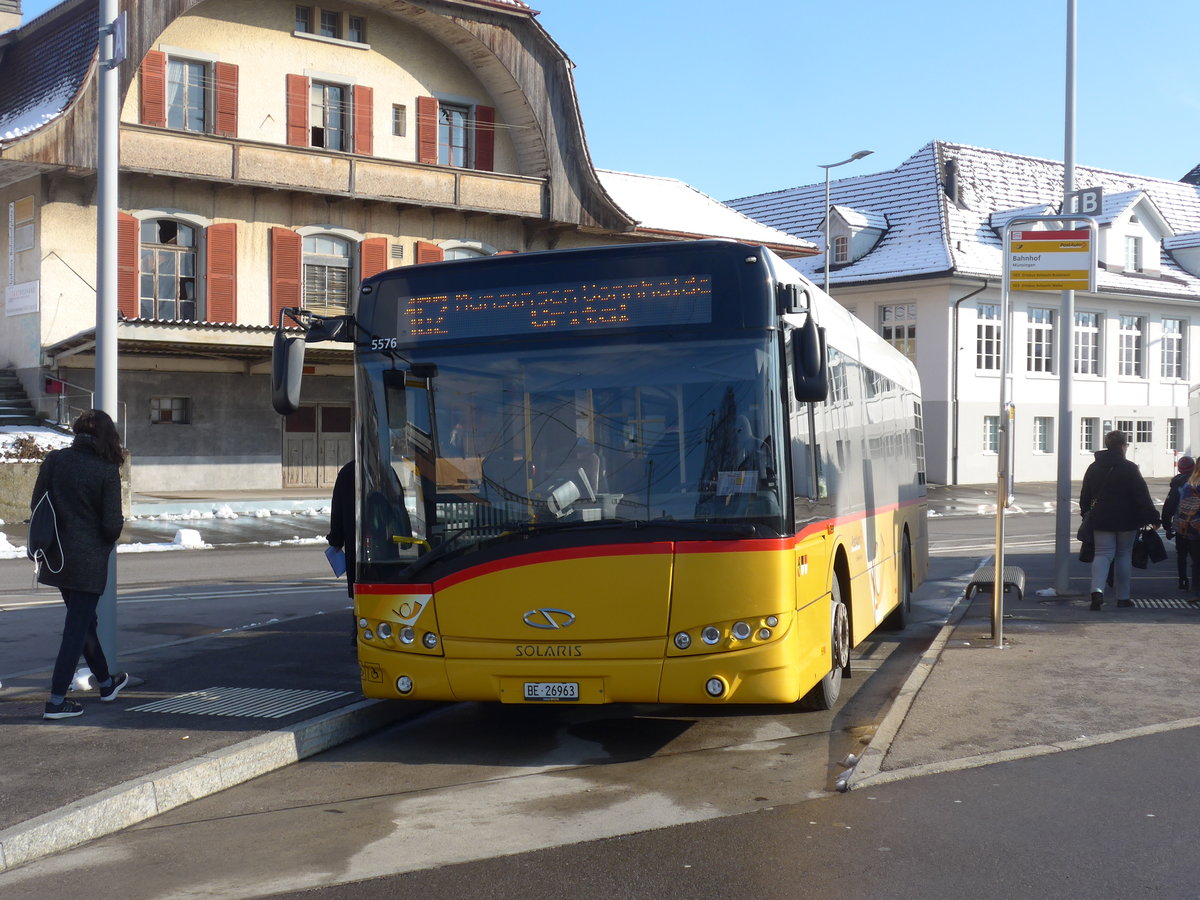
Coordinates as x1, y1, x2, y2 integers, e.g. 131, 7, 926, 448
46, 375, 127, 445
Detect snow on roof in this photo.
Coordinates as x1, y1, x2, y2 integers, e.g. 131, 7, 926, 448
830, 205, 887, 231
729, 140, 1200, 295
597, 169, 814, 254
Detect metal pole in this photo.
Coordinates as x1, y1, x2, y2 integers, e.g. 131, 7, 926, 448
96, 0, 120, 661
994, 277, 1010, 648
823, 169, 831, 293
1054, 0, 1078, 594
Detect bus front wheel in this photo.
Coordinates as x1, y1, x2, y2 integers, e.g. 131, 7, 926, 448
800, 579, 849, 711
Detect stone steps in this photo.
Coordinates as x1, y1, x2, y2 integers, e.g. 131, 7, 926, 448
0, 370, 40, 426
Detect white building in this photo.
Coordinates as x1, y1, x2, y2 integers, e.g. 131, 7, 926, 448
730, 140, 1200, 485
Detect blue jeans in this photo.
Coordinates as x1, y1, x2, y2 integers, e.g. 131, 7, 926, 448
50, 589, 112, 698
1091, 530, 1136, 600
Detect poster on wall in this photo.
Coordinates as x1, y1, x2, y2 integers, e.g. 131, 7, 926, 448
4, 281, 39, 316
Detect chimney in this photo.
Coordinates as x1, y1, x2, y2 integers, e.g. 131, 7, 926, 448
0, 0, 20, 33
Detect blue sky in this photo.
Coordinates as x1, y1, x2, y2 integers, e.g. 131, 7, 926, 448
16, 0, 1200, 201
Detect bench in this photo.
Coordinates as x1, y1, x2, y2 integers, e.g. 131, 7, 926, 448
964, 565, 1026, 604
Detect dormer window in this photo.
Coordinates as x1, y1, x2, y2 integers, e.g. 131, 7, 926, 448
1126, 236, 1142, 273
833, 235, 849, 264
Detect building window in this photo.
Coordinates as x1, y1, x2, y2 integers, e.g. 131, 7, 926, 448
295, 5, 312, 33
1136, 420, 1153, 443
392, 104, 406, 137
303, 234, 351, 315
438, 103, 471, 167
833, 235, 849, 264
1116, 419, 1134, 445
1025, 307, 1055, 373
983, 415, 999, 454
150, 397, 191, 425
166, 59, 207, 133
319, 9, 340, 38
1170, 418, 1184, 452
1118, 315, 1145, 377
1125, 236, 1142, 273
139, 219, 197, 321
1163, 318, 1186, 380
1034, 416, 1054, 453
1074, 311, 1101, 375
310, 81, 349, 151
976, 304, 1001, 371
879, 303, 916, 362
1080, 417, 1098, 452
348, 15, 365, 42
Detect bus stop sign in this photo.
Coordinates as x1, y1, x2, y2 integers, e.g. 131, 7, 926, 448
1006, 228, 1096, 292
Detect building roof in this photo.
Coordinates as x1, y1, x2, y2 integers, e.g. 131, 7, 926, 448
0, 0, 95, 143
597, 169, 815, 257
728, 140, 1200, 298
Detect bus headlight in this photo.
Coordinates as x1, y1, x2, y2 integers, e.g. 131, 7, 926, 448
377, 622, 393, 640
396, 676, 413, 694
765, 615, 779, 627
358, 618, 369, 629
705, 677, 726, 698
701, 626, 721, 645
731, 622, 751, 641
422, 631, 439, 649
399, 626, 415, 645
758, 628, 772, 640
674, 632, 692, 650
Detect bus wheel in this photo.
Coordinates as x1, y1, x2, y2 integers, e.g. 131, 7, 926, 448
800, 579, 849, 711
882, 534, 913, 632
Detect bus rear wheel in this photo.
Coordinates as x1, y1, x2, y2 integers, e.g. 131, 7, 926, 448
882, 534, 913, 631
800, 578, 849, 710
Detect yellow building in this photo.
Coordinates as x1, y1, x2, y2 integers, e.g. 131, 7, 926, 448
0, 0, 810, 491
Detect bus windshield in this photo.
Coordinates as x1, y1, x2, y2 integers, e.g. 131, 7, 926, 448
359, 335, 788, 573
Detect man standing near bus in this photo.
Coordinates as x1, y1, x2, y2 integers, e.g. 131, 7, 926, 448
327, 459, 356, 645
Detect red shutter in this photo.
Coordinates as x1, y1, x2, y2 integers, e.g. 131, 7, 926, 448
271, 227, 302, 326
474, 105, 495, 171
414, 241, 444, 265
353, 84, 373, 156
117, 213, 140, 318
213, 62, 239, 138
140, 50, 166, 128
286, 74, 309, 147
416, 96, 438, 164
360, 237, 387, 280
205, 223, 238, 323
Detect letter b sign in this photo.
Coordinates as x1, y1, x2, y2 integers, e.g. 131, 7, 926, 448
1066, 187, 1102, 216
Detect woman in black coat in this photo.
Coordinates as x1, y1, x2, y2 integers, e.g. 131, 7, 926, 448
1078, 430, 1160, 610
34, 410, 131, 719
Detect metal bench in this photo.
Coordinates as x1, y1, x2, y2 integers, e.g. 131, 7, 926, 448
964, 565, 1026, 604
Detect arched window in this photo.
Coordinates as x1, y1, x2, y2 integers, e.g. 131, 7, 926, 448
303, 234, 352, 314
140, 219, 198, 320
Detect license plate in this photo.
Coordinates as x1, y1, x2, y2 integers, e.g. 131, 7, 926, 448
523, 681, 579, 701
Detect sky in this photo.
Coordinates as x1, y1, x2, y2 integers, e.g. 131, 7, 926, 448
14, 0, 1200, 201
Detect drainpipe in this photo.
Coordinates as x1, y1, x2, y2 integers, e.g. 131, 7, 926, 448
951, 278, 990, 485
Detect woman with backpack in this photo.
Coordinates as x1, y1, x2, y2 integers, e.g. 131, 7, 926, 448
1078, 430, 1160, 611
1161, 456, 1195, 590
1175, 466, 1200, 605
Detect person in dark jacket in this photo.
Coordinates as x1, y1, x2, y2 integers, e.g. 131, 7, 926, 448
1160, 455, 1195, 590
1079, 430, 1160, 610
34, 410, 131, 719
326, 459, 356, 645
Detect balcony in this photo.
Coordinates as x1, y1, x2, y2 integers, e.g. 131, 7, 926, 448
119, 125, 546, 219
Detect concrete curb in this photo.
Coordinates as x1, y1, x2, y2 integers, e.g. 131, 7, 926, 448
846, 568, 978, 789
0, 698, 423, 873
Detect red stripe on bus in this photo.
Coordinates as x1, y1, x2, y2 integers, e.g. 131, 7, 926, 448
433, 542, 675, 591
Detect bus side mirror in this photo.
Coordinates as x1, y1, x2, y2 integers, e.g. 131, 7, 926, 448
271, 330, 307, 415
793, 316, 828, 402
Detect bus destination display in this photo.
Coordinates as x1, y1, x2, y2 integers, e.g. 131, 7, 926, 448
397, 274, 712, 342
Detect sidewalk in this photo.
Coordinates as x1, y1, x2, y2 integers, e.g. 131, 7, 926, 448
0, 612, 433, 872
850, 540, 1200, 789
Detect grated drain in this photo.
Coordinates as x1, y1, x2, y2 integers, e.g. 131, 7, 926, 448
1131, 598, 1199, 610
128, 686, 353, 719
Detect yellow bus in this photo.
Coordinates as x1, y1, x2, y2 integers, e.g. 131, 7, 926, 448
273, 239, 928, 707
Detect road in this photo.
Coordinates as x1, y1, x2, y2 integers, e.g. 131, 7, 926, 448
0, 506, 1020, 898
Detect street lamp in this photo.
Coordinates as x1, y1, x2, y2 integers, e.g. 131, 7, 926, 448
819, 150, 873, 293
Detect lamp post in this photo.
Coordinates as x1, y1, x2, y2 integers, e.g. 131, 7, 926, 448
819, 150, 873, 293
